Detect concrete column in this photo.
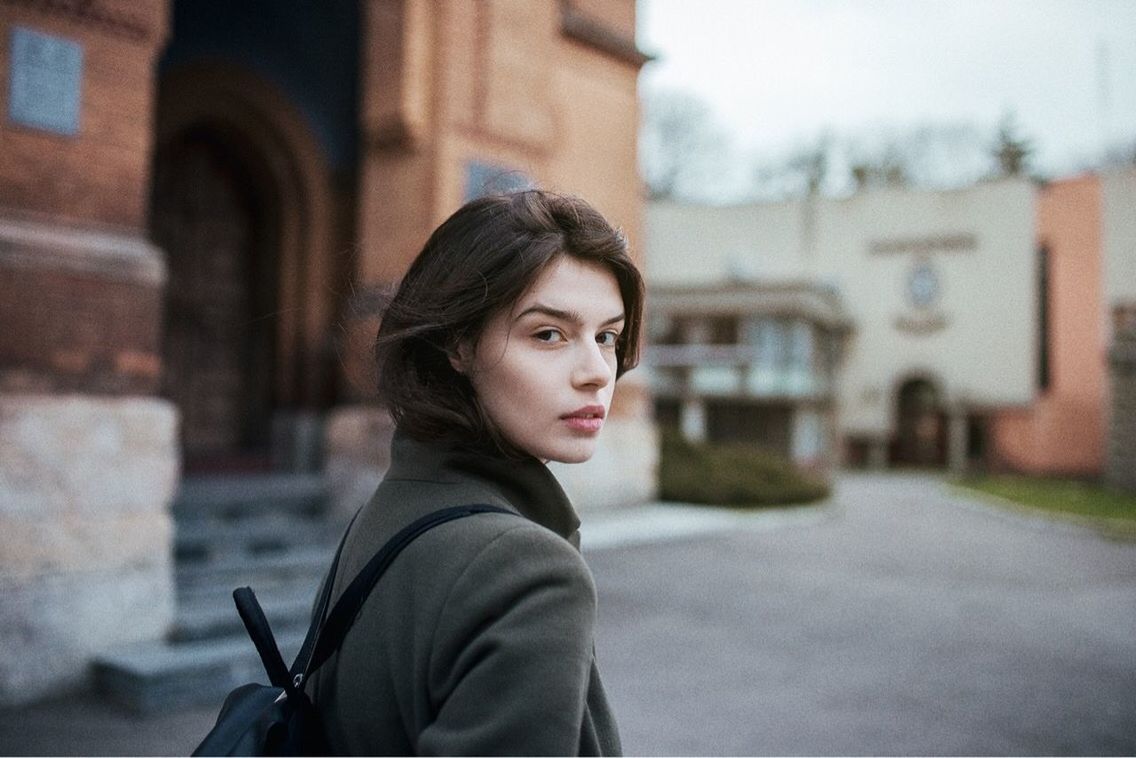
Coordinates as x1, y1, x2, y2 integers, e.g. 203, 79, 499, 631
868, 437, 889, 469
550, 390, 661, 509
1106, 319, 1136, 492
681, 397, 707, 442
947, 407, 969, 474
324, 405, 395, 520
791, 407, 823, 465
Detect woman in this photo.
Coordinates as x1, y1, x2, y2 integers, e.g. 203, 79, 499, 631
309, 190, 643, 755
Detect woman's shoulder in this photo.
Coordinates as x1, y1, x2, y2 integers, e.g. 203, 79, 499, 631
370, 475, 581, 557
421, 511, 598, 641
383, 510, 593, 621
345, 476, 593, 609
422, 507, 590, 581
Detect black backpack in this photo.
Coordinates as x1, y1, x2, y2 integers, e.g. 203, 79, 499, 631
192, 504, 513, 756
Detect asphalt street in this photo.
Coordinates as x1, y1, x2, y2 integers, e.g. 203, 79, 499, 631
588, 474, 1136, 756
1, 472, 1134, 756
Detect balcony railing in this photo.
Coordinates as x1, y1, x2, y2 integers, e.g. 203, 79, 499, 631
645, 344, 832, 400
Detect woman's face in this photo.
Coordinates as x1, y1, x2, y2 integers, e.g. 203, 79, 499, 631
455, 256, 625, 463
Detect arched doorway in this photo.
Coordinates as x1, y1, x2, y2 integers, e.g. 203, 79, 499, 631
149, 64, 337, 473
892, 378, 947, 467
150, 126, 280, 469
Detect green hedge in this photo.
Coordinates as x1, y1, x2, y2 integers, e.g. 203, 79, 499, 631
659, 431, 830, 507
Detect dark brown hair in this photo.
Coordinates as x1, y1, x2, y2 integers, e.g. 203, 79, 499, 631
374, 190, 644, 448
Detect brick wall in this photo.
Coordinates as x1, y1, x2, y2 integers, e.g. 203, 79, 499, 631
989, 176, 1106, 475
0, 245, 161, 395
0, 1, 166, 227
0, 1, 168, 396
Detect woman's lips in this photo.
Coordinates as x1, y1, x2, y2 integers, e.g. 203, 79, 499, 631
562, 416, 604, 433
561, 406, 605, 433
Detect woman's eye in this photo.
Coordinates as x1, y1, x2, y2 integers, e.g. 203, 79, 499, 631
597, 330, 620, 347
534, 329, 564, 343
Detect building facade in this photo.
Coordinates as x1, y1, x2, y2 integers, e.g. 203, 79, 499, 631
647, 170, 1136, 476
0, 0, 651, 704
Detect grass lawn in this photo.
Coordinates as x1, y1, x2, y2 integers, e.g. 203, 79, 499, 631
954, 475, 1136, 539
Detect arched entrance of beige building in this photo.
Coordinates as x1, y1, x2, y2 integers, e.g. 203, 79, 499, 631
150, 64, 336, 472
891, 377, 947, 467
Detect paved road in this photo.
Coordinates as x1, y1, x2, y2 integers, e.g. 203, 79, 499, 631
588, 474, 1136, 756
1, 473, 1133, 755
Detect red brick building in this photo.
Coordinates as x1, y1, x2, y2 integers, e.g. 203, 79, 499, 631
0, 0, 651, 704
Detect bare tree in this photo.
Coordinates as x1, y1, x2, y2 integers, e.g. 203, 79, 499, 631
747, 121, 994, 200
750, 134, 837, 198
845, 122, 990, 191
990, 112, 1035, 177
848, 142, 909, 190
1101, 137, 1136, 169
639, 86, 735, 200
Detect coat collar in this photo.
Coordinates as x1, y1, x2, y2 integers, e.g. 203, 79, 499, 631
385, 429, 582, 546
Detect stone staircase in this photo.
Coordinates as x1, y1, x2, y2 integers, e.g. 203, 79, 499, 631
92, 473, 345, 712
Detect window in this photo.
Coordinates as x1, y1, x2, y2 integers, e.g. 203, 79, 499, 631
787, 321, 814, 393
759, 319, 787, 369
709, 316, 738, 344
745, 318, 783, 392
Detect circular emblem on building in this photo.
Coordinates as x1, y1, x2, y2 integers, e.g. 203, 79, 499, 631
907, 260, 940, 309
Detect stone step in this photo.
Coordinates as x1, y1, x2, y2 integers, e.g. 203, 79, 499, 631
173, 473, 330, 521
174, 515, 342, 562
176, 546, 334, 597
172, 586, 320, 642
93, 473, 345, 712
176, 569, 324, 606
93, 629, 307, 713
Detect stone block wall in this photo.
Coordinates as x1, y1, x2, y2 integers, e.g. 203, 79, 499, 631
0, 396, 178, 704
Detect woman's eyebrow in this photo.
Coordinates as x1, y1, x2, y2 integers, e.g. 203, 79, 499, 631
515, 304, 625, 327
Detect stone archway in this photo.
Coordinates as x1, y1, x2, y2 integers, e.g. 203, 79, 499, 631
150, 63, 337, 470
892, 377, 947, 467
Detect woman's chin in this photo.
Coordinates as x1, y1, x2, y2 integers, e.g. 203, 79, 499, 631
541, 441, 598, 465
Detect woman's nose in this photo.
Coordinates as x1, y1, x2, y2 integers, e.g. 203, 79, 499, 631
573, 340, 614, 389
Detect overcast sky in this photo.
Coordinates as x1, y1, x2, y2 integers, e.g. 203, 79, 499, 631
637, 0, 1136, 185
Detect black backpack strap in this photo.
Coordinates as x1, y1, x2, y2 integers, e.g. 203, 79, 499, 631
300, 504, 515, 680
233, 587, 293, 690
286, 506, 362, 683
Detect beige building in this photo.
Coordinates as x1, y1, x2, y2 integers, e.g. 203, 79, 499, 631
1101, 169, 1136, 490
1103, 170, 1136, 324
647, 178, 1043, 470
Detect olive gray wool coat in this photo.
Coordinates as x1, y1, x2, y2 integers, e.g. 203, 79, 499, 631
309, 430, 622, 756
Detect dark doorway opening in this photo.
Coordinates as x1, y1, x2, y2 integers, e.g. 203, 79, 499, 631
150, 127, 281, 472
891, 378, 946, 467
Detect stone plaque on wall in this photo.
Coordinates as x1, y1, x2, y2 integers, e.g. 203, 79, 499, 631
465, 161, 532, 201
8, 26, 84, 136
